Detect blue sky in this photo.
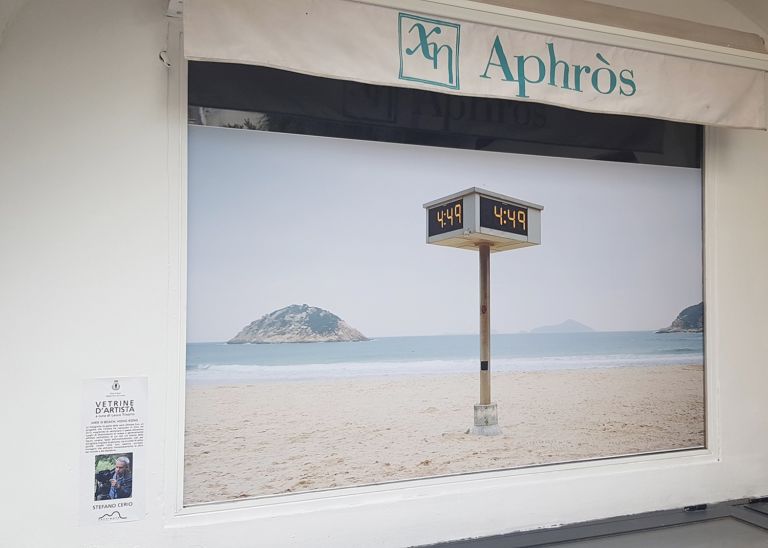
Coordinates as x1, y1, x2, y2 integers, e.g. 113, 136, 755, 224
187, 126, 702, 341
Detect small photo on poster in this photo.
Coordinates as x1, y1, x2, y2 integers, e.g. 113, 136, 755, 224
94, 453, 133, 501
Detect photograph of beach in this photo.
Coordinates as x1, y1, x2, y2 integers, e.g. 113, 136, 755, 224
184, 127, 704, 505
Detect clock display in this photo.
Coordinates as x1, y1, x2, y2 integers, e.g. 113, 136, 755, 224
428, 199, 463, 237
479, 197, 528, 236
425, 188, 541, 251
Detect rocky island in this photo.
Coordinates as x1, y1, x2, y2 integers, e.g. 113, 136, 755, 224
657, 302, 704, 333
228, 304, 369, 344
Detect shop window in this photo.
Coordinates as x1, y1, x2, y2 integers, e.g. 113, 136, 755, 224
184, 62, 703, 505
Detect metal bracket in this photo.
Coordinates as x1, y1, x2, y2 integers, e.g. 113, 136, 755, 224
167, 0, 183, 18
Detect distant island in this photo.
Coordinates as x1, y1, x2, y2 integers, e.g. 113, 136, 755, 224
228, 304, 369, 344
530, 319, 594, 334
657, 302, 703, 333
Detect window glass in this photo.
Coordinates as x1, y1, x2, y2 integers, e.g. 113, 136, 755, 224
185, 64, 704, 505
189, 62, 701, 168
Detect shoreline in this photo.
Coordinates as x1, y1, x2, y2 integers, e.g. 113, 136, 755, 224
186, 360, 705, 386
184, 364, 704, 504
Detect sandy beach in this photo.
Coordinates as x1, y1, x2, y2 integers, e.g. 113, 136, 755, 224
184, 364, 704, 505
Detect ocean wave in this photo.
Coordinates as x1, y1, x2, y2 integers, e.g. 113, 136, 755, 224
667, 347, 700, 353
185, 353, 703, 384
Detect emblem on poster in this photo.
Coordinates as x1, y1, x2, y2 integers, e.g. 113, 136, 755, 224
398, 13, 461, 90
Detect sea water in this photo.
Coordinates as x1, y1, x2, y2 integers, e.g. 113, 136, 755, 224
186, 331, 703, 384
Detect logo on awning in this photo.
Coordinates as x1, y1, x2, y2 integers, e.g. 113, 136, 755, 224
398, 13, 461, 90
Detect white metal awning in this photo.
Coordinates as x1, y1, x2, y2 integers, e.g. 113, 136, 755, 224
182, 0, 768, 129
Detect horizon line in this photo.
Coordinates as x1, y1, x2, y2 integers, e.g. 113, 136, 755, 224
186, 328, 700, 344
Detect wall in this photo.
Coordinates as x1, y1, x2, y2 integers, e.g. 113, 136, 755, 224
597, 0, 766, 35
0, 0, 766, 547
0, 0, 172, 546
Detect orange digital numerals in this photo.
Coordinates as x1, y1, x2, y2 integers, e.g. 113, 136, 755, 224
493, 206, 526, 230
436, 203, 462, 228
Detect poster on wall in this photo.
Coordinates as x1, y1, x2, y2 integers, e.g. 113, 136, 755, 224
80, 377, 146, 524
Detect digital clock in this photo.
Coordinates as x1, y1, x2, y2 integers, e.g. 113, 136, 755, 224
428, 199, 463, 237
479, 197, 527, 236
424, 188, 542, 252
423, 188, 543, 436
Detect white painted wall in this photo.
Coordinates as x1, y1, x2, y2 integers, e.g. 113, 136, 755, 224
0, 0, 172, 546
725, 0, 768, 35
1, 0, 766, 547
596, 0, 767, 36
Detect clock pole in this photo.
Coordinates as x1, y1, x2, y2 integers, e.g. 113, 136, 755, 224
472, 242, 501, 435
479, 243, 491, 405
423, 188, 542, 437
